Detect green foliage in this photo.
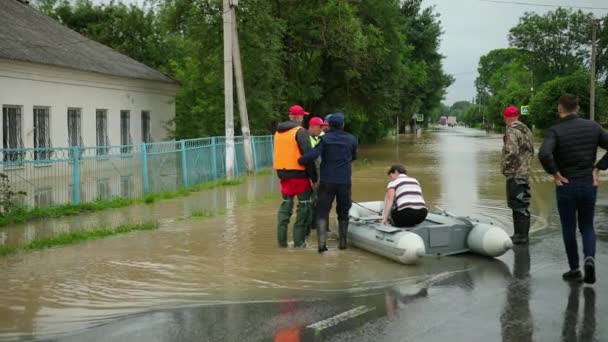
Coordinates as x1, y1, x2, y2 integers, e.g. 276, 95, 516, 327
25, 221, 159, 251
530, 71, 608, 128
191, 209, 213, 218
473, 8, 608, 130
509, 9, 594, 84
35, 0, 451, 142
0, 221, 159, 257
0, 173, 27, 214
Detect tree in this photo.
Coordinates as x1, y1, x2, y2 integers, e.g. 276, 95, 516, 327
509, 8, 594, 84
34, 0, 451, 142
530, 71, 608, 128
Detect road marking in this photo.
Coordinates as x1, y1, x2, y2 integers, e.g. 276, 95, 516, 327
306, 305, 375, 332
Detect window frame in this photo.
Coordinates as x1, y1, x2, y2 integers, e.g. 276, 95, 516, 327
120, 110, 132, 154
33, 106, 52, 161
2, 105, 25, 164
96, 109, 109, 156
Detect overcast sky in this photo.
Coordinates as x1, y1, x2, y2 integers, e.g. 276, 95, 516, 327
421, 0, 608, 105
98, 0, 607, 105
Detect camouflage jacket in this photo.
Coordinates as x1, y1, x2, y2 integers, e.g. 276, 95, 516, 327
502, 121, 534, 178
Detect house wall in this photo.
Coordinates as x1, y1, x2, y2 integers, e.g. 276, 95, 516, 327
0, 59, 179, 207
0, 58, 178, 148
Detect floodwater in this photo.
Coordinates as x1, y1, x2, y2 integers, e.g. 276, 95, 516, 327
1, 127, 607, 341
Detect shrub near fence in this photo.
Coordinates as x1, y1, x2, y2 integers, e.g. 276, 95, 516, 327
0, 135, 274, 209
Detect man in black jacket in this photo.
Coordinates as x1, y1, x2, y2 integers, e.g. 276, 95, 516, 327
299, 113, 358, 253
538, 94, 608, 284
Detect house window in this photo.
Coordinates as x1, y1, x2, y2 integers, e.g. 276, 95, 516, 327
141, 111, 151, 143
2, 106, 24, 163
96, 110, 109, 155
97, 178, 111, 200
120, 110, 132, 154
33, 107, 52, 160
121, 175, 133, 198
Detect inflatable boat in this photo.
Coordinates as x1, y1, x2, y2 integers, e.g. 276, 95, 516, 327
348, 201, 513, 265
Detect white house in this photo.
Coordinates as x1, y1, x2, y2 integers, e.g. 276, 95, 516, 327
0, 0, 179, 207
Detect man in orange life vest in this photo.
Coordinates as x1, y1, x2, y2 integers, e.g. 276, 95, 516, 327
273, 105, 318, 248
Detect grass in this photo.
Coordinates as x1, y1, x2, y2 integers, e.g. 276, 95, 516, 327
255, 168, 273, 176
191, 209, 214, 218
0, 245, 17, 256
0, 177, 246, 227
0, 221, 159, 257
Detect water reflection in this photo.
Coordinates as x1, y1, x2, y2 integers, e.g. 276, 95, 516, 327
501, 245, 532, 342
561, 284, 596, 342
438, 131, 479, 216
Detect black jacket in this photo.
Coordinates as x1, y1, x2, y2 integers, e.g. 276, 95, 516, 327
274, 121, 318, 182
298, 129, 357, 185
538, 114, 608, 179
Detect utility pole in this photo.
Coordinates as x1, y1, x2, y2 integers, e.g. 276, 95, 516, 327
223, 0, 235, 178
590, 18, 599, 122
231, 7, 254, 174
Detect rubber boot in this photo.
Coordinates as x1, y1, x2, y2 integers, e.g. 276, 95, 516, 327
317, 218, 328, 253
277, 196, 294, 247
512, 211, 530, 245
338, 220, 349, 250
293, 199, 311, 248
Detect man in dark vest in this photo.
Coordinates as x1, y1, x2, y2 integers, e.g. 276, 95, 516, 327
273, 105, 318, 248
539, 94, 608, 284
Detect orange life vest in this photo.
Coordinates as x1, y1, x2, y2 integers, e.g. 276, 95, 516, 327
273, 126, 305, 171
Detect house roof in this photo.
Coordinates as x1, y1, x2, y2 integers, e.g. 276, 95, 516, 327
0, 0, 177, 84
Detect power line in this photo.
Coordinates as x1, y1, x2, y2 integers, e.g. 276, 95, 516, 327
479, 0, 608, 10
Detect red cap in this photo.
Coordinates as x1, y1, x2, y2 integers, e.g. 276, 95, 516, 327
288, 105, 310, 116
309, 117, 326, 127
503, 106, 519, 117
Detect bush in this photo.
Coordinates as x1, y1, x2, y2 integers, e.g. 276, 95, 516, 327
0, 173, 26, 214
530, 71, 608, 129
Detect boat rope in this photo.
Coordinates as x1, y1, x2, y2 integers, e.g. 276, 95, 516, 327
351, 201, 383, 215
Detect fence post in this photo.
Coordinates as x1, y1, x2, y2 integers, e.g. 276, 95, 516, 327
72, 147, 81, 205
211, 137, 218, 180
180, 140, 189, 187
251, 136, 258, 171
142, 143, 149, 195
234, 146, 239, 176
270, 134, 274, 165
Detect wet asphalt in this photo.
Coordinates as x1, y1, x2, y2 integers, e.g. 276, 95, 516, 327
53, 229, 607, 342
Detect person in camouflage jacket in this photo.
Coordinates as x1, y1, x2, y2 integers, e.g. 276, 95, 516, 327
502, 106, 535, 244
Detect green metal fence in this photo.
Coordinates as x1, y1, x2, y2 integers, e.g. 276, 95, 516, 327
0, 135, 274, 208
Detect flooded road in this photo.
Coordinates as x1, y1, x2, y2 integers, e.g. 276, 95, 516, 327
1, 127, 607, 341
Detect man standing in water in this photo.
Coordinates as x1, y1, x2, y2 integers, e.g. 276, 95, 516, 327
502, 105, 535, 245
539, 94, 608, 284
273, 105, 318, 248
299, 113, 358, 253
306, 117, 327, 236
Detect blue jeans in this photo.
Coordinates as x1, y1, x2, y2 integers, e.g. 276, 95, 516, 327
556, 177, 597, 271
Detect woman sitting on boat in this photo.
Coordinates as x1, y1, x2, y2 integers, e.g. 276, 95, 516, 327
380, 165, 428, 227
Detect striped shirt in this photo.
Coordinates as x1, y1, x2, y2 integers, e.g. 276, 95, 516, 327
387, 175, 426, 210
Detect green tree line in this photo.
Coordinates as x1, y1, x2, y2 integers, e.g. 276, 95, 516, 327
35, 0, 452, 143
462, 8, 608, 129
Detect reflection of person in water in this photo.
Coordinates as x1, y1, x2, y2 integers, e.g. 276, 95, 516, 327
501, 246, 533, 342
561, 283, 596, 342
384, 286, 428, 318
274, 300, 302, 342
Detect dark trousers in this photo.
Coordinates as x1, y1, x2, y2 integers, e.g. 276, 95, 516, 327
556, 177, 597, 271
506, 177, 531, 216
316, 182, 352, 223
391, 208, 428, 227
